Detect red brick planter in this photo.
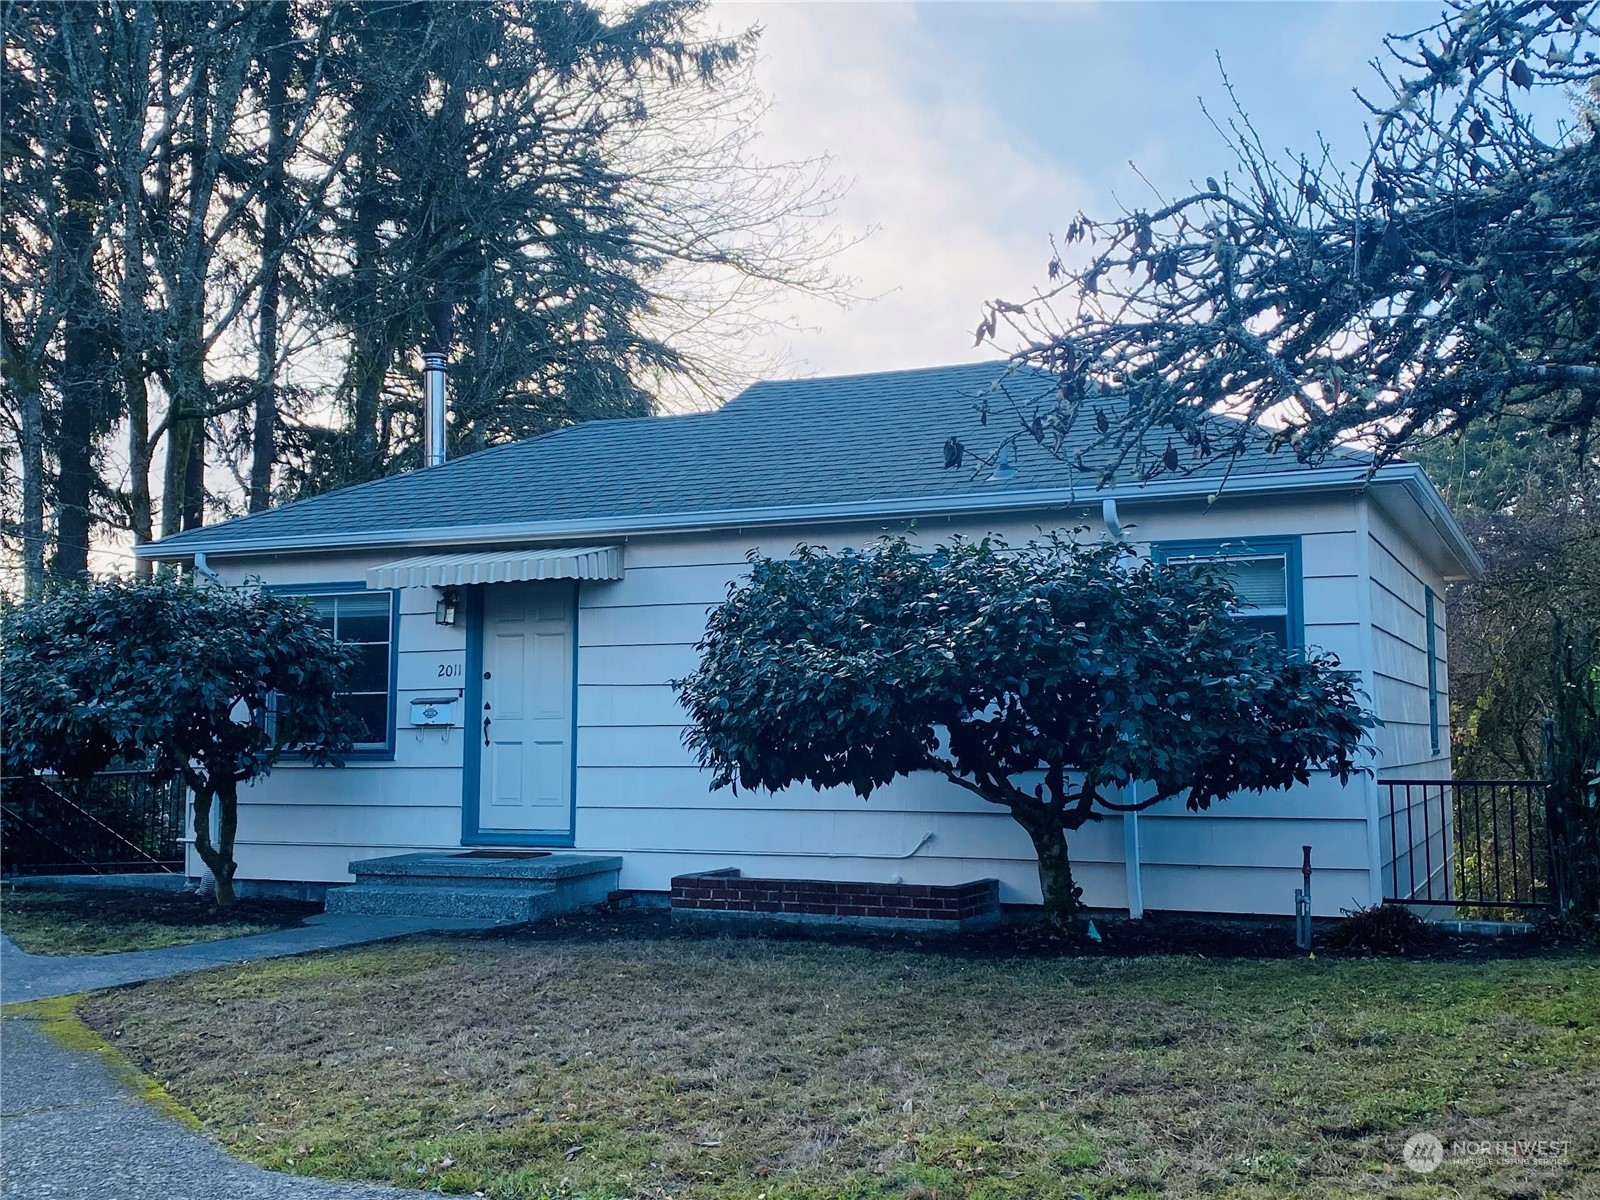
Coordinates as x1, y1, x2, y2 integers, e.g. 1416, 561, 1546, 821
669, 869, 1001, 934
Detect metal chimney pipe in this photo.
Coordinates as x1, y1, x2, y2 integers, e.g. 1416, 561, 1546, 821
422, 353, 448, 468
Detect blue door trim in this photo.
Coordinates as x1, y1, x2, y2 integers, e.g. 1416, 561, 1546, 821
459, 586, 485, 846
459, 580, 579, 849
569, 588, 581, 842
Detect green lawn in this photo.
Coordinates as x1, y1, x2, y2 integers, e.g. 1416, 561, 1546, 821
77, 917, 1599, 1199
1, 886, 319, 955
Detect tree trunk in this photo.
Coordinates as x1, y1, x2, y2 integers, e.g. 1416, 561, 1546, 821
348, 172, 385, 483
116, 48, 156, 572
1012, 805, 1084, 931
53, 93, 104, 583
249, 305, 279, 512
126, 363, 154, 576
161, 349, 207, 538
190, 778, 238, 908
249, 1, 290, 512
182, 416, 205, 530
19, 377, 45, 598
162, 47, 212, 540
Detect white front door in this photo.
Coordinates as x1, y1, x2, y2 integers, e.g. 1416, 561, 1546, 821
477, 582, 575, 838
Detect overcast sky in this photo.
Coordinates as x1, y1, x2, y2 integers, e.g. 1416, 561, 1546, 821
709, 1, 1437, 379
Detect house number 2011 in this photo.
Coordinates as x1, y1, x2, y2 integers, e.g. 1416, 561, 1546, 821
437, 662, 463, 679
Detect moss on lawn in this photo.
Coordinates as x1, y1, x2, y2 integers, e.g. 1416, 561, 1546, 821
0, 886, 319, 955
3, 993, 201, 1128
79, 921, 1600, 1200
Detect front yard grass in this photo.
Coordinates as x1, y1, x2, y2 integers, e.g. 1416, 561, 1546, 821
1, 886, 320, 955
80, 915, 1599, 1200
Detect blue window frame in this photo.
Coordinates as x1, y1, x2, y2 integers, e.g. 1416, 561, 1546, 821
1425, 586, 1441, 755
268, 582, 400, 760
1151, 536, 1305, 651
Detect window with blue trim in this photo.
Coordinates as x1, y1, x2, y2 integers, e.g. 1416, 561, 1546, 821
300, 591, 396, 751
1152, 538, 1303, 650
1425, 586, 1441, 755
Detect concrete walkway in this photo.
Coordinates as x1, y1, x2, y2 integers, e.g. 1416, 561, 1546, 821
2, 1019, 419, 1199
1, 913, 498, 1198
1, 913, 494, 1003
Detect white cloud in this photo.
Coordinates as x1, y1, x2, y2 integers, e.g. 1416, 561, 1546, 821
713, 2, 1089, 379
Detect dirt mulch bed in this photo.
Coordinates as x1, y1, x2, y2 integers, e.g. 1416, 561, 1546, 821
0, 886, 321, 956
503, 903, 1567, 963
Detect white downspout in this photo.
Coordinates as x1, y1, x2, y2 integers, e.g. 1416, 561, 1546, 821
1101, 498, 1145, 917
1123, 781, 1145, 919
192, 552, 224, 586
1356, 497, 1386, 910
1101, 498, 1124, 540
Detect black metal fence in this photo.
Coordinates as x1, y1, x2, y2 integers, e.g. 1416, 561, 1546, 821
1, 771, 188, 875
1380, 778, 1553, 914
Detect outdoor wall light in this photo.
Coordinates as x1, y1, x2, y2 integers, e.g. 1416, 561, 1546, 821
435, 586, 461, 626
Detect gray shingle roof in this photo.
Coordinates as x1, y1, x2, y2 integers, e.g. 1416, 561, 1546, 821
145, 361, 1370, 557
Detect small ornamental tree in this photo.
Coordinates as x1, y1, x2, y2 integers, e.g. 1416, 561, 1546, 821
676, 535, 1375, 929
1, 577, 360, 905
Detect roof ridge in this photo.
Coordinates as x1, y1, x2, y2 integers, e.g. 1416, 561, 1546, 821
736, 359, 1029, 389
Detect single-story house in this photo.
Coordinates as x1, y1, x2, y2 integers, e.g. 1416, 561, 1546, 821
139, 361, 1480, 919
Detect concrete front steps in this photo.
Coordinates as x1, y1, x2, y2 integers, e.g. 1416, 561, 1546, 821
324, 851, 622, 922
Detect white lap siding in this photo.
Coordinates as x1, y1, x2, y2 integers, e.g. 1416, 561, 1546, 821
571, 496, 1378, 916
1365, 502, 1455, 903
203, 493, 1388, 914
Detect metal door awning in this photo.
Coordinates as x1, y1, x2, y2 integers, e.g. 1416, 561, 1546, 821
365, 545, 623, 589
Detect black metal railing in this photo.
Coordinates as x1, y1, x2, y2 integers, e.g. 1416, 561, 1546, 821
1380, 778, 1553, 913
1, 771, 188, 875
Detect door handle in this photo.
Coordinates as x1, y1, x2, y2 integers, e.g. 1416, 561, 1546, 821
483, 714, 492, 746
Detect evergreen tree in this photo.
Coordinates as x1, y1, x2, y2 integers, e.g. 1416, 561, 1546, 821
0, 1, 848, 586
